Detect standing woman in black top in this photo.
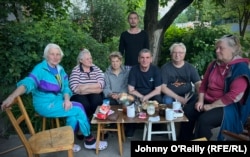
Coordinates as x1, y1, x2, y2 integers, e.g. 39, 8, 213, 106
119, 11, 149, 70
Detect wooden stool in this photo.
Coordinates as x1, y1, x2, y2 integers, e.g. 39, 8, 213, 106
35, 113, 60, 131
143, 122, 177, 141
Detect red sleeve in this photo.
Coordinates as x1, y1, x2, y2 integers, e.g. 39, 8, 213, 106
199, 62, 214, 93
221, 77, 248, 105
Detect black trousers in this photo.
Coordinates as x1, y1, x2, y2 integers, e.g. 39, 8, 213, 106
109, 98, 120, 105
70, 93, 103, 118
179, 99, 223, 141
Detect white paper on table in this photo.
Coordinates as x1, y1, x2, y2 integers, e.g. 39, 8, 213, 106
148, 116, 160, 122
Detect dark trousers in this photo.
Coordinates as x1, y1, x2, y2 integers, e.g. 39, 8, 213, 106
150, 94, 162, 104
70, 93, 103, 118
109, 98, 120, 105
179, 99, 223, 141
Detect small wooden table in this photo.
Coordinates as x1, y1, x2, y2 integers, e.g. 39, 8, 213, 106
91, 106, 125, 156
91, 105, 189, 156
121, 107, 188, 141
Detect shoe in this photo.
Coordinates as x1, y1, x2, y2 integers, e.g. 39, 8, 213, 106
76, 134, 84, 140
72, 144, 81, 152
84, 141, 108, 150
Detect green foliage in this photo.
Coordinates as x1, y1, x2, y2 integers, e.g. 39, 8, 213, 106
0, 0, 72, 22
191, 0, 250, 37
104, 36, 120, 53
89, 0, 127, 42
0, 22, 42, 85
0, 18, 110, 89
125, 0, 144, 12
241, 36, 250, 57
160, 25, 189, 65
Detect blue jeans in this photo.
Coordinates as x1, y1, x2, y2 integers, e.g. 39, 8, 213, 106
162, 95, 174, 105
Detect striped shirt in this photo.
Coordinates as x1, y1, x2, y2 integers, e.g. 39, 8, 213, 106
69, 64, 105, 93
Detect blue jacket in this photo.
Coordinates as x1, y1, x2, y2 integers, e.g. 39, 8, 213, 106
17, 60, 72, 116
218, 62, 250, 140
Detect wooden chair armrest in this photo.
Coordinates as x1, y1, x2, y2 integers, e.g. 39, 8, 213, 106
222, 130, 249, 141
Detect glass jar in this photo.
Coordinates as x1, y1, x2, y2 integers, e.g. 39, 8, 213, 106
147, 102, 155, 115
134, 98, 141, 113
122, 100, 130, 113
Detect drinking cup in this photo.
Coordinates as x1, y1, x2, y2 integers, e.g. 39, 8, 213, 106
165, 108, 177, 121
172, 101, 182, 110
126, 104, 135, 118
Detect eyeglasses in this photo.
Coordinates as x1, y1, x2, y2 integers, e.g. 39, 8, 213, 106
223, 34, 238, 44
225, 34, 233, 37
172, 51, 185, 54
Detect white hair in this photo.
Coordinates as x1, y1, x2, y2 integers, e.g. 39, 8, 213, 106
43, 43, 64, 60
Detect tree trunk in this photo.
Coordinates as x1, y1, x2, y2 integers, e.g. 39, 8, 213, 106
239, 9, 250, 38
144, 0, 194, 65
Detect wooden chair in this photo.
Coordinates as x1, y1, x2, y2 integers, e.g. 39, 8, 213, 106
192, 137, 208, 141
35, 113, 60, 131
43, 117, 60, 130
221, 130, 249, 141
4, 96, 74, 157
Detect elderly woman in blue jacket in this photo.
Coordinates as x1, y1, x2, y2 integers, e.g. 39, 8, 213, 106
1, 43, 108, 151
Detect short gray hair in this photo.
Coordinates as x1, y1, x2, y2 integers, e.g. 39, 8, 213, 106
77, 48, 91, 64
139, 48, 152, 57
43, 43, 64, 60
169, 42, 186, 55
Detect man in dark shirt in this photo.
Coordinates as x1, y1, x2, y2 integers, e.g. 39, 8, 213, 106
119, 11, 149, 70
126, 48, 162, 137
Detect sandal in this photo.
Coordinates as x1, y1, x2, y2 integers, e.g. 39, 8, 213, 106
72, 144, 81, 152
84, 141, 108, 150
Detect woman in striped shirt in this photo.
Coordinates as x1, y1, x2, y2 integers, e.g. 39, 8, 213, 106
69, 48, 105, 118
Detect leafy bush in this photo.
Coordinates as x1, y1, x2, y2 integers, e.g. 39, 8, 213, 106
241, 36, 250, 57
0, 18, 110, 89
